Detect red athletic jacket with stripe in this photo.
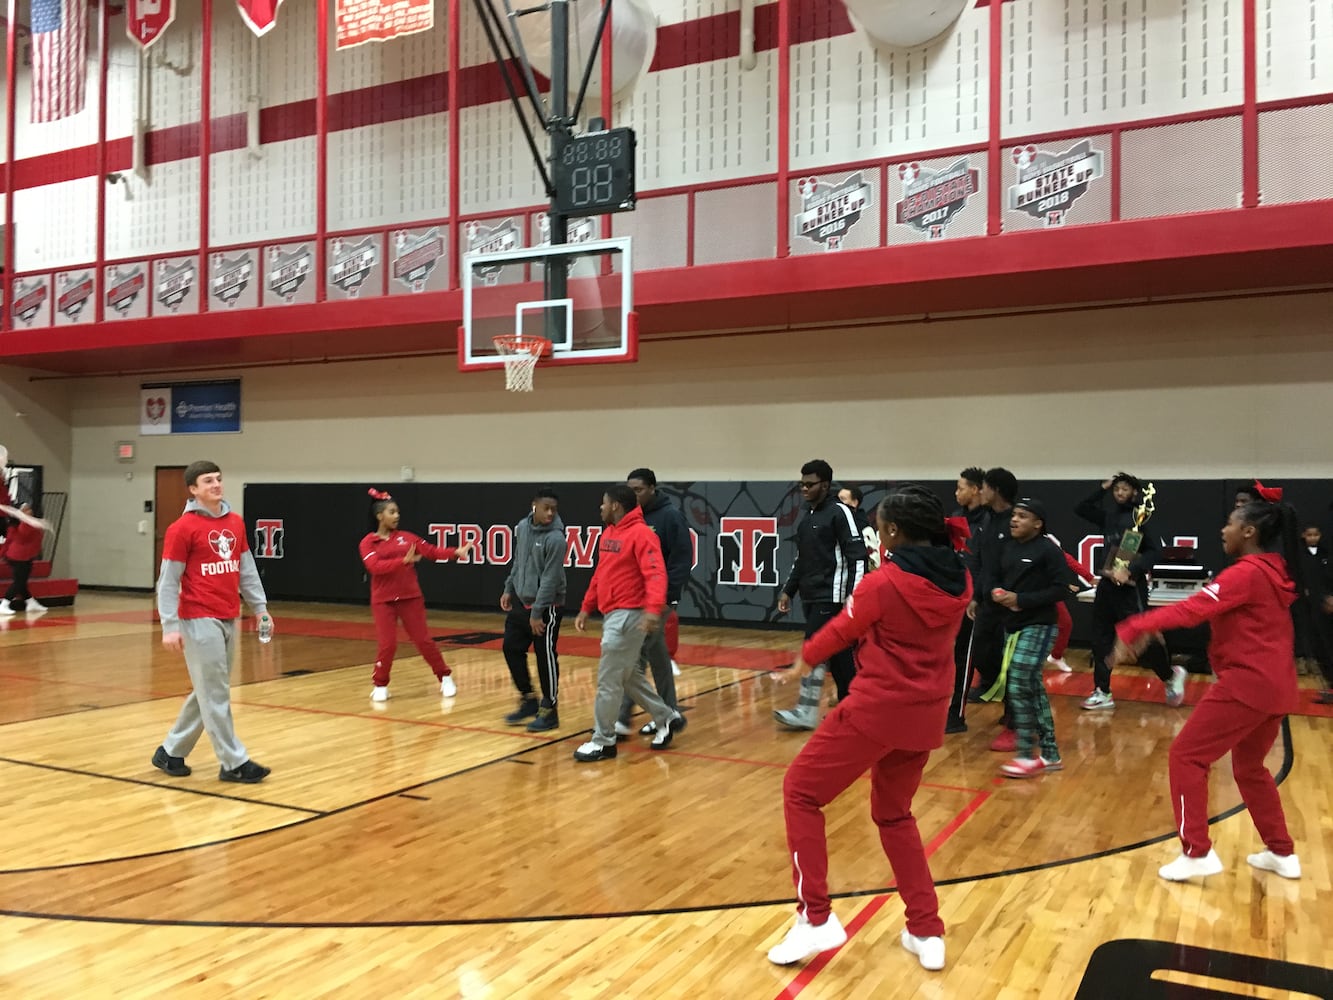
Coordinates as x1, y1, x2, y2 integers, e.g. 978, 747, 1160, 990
802, 545, 972, 750
1116, 552, 1298, 715
359, 531, 461, 604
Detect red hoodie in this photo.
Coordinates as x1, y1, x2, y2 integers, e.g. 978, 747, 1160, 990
359, 530, 461, 604
580, 506, 667, 615
2, 519, 44, 562
803, 549, 971, 750
1116, 552, 1298, 715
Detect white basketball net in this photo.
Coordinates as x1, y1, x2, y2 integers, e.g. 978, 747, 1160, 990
493, 336, 547, 393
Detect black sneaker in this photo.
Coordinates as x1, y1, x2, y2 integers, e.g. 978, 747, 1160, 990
650, 713, 687, 751
573, 741, 617, 762
525, 706, 559, 732
219, 760, 271, 784
944, 717, 968, 735
504, 696, 540, 725
151, 745, 191, 777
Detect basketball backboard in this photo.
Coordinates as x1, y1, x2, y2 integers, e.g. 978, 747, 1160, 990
457, 236, 637, 372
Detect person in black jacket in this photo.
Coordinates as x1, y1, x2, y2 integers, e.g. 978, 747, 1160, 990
774, 460, 868, 730
1075, 472, 1185, 710
991, 498, 1072, 777
839, 485, 880, 571
1298, 524, 1333, 703
615, 469, 693, 737
945, 466, 988, 734
966, 467, 1017, 702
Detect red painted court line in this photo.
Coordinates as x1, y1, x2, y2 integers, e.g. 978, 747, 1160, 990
773, 789, 993, 999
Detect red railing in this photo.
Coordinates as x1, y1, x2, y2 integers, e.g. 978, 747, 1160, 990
1, 0, 1330, 336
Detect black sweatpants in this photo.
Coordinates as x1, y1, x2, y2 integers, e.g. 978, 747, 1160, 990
805, 602, 857, 700
1090, 579, 1171, 692
4, 559, 33, 605
502, 605, 562, 706
947, 612, 974, 723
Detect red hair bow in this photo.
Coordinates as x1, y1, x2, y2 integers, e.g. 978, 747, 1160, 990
1253, 481, 1283, 503
944, 516, 972, 552
368, 488, 393, 501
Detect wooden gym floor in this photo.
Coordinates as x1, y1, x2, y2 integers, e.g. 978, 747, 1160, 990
0, 593, 1330, 999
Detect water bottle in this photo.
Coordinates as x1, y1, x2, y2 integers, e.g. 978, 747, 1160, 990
257, 614, 273, 644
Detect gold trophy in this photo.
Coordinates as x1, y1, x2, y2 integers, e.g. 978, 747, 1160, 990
1105, 482, 1156, 575
1103, 482, 1157, 576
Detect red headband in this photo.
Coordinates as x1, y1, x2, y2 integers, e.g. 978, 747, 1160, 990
944, 516, 972, 552
368, 488, 393, 501
1252, 480, 1283, 503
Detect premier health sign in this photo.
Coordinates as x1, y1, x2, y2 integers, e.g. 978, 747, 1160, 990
140, 380, 242, 435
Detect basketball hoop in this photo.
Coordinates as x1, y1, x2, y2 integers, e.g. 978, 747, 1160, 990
492, 334, 551, 392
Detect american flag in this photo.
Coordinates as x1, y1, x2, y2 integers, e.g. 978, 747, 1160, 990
30, 0, 88, 124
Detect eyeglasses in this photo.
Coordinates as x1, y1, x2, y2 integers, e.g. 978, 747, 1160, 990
798, 480, 826, 490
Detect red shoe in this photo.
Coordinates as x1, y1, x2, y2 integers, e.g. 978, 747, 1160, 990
1001, 756, 1053, 778
989, 729, 1017, 753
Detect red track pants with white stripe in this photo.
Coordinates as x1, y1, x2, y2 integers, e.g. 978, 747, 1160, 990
782, 704, 944, 937
371, 597, 450, 686
1169, 687, 1292, 858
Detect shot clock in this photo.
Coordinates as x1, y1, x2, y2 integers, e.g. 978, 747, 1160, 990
552, 127, 637, 217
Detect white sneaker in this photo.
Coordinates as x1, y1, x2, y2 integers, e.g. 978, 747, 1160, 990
1165, 665, 1188, 707
1247, 850, 1301, 879
370, 686, 389, 702
439, 675, 457, 698
1081, 690, 1115, 710
1158, 848, 1224, 882
766, 912, 846, 965
1047, 656, 1072, 672
24, 598, 47, 613
0, 600, 14, 616
900, 930, 946, 971
671, 659, 681, 676
613, 721, 634, 738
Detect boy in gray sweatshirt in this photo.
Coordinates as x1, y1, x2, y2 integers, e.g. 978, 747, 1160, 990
500, 488, 568, 731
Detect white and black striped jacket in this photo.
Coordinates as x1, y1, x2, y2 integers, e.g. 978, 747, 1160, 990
781, 497, 868, 606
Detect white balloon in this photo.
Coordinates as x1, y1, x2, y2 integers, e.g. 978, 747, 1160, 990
492, 0, 657, 102
842, 0, 969, 48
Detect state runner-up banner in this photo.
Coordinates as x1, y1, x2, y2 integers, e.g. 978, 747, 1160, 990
140, 380, 242, 436
336, 0, 433, 50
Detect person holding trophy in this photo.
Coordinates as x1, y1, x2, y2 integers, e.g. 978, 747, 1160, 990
1074, 473, 1187, 711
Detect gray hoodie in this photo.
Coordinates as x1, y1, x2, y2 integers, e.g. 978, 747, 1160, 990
504, 513, 567, 615
157, 498, 268, 632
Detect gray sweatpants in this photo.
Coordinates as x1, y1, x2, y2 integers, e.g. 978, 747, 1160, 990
592, 609, 677, 748
162, 617, 249, 770
617, 617, 678, 725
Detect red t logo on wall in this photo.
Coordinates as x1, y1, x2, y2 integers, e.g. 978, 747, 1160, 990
254, 519, 284, 559
717, 517, 779, 586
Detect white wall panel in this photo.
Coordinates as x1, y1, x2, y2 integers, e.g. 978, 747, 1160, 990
13, 178, 97, 271
105, 159, 202, 259
792, 7, 989, 168
459, 102, 546, 215
1259, 0, 1333, 100
1004, 0, 1242, 139
329, 115, 452, 230
210, 138, 318, 246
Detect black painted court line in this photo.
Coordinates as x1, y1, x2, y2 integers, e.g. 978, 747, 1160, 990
0, 686, 1295, 928
0, 755, 325, 820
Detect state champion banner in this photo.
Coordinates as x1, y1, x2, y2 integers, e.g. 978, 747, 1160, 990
140, 380, 242, 436
336, 0, 434, 50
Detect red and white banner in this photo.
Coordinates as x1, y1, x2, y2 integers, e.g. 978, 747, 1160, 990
237, 0, 286, 37
125, 0, 175, 49
335, 0, 434, 51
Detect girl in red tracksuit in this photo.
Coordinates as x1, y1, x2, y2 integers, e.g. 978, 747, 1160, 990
1, 506, 47, 614
1113, 484, 1303, 883
767, 485, 971, 974
359, 490, 471, 701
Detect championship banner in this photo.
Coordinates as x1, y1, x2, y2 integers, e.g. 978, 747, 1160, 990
126, 0, 175, 49
336, 0, 434, 50
237, 0, 285, 37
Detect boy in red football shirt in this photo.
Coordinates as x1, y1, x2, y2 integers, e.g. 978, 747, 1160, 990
153, 461, 273, 784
